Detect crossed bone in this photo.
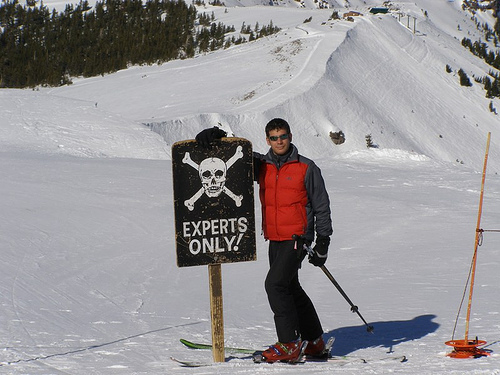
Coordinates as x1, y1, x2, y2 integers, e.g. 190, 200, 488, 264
183, 146, 244, 211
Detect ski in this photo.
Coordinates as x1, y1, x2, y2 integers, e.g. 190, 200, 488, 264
171, 354, 407, 367
180, 338, 258, 354
177, 338, 408, 366
171, 356, 307, 367
171, 341, 307, 368
179, 336, 335, 357
170, 357, 212, 367
307, 354, 408, 364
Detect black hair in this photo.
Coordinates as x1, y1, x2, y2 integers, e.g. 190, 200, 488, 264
265, 118, 291, 137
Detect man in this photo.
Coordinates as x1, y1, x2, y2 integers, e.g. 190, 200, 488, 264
196, 118, 333, 362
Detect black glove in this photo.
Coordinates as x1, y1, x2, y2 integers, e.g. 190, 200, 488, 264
195, 127, 227, 148
309, 235, 330, 267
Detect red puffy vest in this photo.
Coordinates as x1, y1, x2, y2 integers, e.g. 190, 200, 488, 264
258, 160, 309, 241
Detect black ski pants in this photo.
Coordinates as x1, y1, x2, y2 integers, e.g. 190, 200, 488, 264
265, 239, 323, 343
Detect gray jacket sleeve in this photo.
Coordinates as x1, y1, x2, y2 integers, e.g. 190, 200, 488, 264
304, 161, 333, 240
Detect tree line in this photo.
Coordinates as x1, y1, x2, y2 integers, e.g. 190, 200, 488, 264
462, 37, 500, 68
0, 0, 280, 88
459, 37, 500, 99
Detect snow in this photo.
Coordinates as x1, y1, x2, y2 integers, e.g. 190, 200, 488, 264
1, 0, 500, 373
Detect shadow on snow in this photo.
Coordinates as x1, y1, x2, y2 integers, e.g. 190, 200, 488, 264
325, 314, 439, 356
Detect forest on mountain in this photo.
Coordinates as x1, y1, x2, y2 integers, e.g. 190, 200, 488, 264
0, 0, 280, 88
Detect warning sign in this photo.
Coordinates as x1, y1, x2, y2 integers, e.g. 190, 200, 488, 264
172, 138, 256, 267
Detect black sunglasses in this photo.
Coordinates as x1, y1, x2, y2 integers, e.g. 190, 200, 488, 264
268, 134, 289, 141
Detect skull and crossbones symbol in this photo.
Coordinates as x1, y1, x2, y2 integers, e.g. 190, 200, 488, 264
183, 146, 244, 211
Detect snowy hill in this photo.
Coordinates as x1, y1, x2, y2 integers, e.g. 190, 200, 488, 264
1, 0, 500, 373
12, 0, 500, 170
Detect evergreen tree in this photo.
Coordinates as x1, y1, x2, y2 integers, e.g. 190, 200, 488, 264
458, 68, 472, 87
0, 0, 280, 87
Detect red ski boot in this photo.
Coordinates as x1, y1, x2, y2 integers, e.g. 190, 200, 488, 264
304, 336, 327, 358
262, 339, 305, 363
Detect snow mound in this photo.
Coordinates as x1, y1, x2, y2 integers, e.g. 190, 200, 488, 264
338, 148, 430, 163
0, 90, 169, 160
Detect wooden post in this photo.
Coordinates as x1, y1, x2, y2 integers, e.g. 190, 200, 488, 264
208, 263, 225, 362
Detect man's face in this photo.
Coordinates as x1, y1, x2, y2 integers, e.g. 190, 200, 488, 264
266, 128, 292, 156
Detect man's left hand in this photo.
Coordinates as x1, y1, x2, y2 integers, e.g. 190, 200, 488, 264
309, 236, 330, 267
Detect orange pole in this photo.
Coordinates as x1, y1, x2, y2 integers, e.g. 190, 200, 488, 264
464, 132, 491, 343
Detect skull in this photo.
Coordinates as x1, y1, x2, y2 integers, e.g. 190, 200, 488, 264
199, 158, 226, 198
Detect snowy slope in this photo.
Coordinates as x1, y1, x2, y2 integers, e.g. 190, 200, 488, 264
44, 0, 500, 170
1, 0, 500, 374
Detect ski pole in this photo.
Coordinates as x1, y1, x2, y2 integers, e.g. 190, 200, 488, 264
303, 241, 374, 333
318, 263, 374, 333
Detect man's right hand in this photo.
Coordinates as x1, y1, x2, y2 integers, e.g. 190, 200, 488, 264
195, 127, 227, 148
